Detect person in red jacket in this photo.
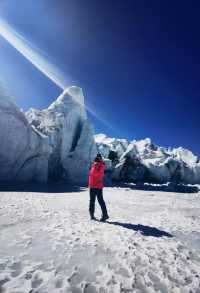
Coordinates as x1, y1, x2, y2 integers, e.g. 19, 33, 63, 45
88, 153, 109, 221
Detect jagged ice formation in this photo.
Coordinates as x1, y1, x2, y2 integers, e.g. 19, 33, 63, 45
0, 86, 97, 184
95, 134, 200, 185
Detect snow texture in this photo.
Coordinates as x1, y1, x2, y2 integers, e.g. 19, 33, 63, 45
0, 187, 200, 292
95, 134, 200, 185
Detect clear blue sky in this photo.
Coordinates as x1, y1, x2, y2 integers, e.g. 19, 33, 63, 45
0, 0, 199, 156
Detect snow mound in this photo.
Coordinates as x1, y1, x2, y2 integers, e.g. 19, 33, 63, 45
95, 134, 200, 184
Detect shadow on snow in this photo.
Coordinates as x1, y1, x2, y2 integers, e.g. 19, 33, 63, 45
106, 221, 173, 238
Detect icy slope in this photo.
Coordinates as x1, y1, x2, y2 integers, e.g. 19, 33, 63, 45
0, 188, 200, 292
95, 134, 200, 184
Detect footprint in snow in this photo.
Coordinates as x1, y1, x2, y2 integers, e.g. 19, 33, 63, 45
31, 273, 43, 289
55, 277, 63, 288
83, 283, 97, 293
0, 276, 10, 287
67, 286, 82, 293
0, 262, 7, 271
9, 261, 22, 278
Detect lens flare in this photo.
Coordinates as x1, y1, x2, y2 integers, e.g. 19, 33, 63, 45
0, 18, 70, 89
0, 18, 113, 129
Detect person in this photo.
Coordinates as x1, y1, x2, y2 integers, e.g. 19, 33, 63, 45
88, 153, 109, 221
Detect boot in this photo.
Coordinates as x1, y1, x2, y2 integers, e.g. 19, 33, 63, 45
90, 215, 96, 220
100, 215, 109, 222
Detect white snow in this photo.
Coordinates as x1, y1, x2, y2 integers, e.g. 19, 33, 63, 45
95, 134, 200, 184
0, 187, 200, 292
171, 147, 198, 166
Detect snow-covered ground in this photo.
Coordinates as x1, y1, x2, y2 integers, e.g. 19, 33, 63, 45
0, 187, 200, 292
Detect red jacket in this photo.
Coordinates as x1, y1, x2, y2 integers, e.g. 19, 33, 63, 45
88, 161, 105, 189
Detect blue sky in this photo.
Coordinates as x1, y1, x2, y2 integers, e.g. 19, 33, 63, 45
0, 0, 199, 156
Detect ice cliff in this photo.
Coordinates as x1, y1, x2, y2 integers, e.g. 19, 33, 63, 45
0, 93, 49, 182
95, 134, 200, 184
0, 86, 97, 184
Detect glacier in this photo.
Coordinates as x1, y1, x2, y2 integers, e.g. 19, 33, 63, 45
0, 86, 199, 185
0, 92, 50, 182
26, 86, 97, 184
95, 134, 200, 185
0, 86, 97, 184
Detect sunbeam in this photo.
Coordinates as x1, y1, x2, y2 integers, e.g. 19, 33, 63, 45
0, 18, 70, 90
0, 17, 113, 130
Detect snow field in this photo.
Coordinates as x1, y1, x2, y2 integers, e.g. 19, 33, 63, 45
0, 187, 200, 292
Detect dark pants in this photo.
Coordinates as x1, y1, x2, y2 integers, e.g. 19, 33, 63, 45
89, 188, 108, 218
